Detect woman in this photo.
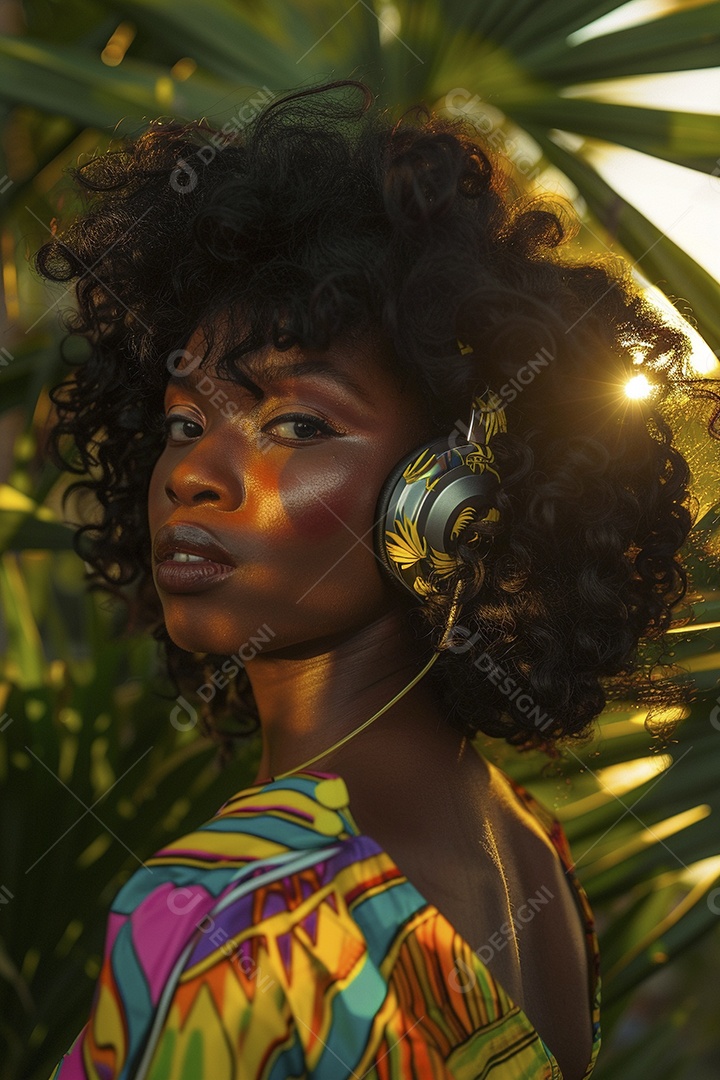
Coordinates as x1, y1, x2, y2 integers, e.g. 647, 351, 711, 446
37, 78, 710, 1079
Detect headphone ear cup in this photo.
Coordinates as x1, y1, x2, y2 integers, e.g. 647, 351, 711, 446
373, 436, 501, 600
373, 449, 421, 587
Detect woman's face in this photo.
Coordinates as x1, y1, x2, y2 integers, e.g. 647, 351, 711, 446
147, 326, 442, 657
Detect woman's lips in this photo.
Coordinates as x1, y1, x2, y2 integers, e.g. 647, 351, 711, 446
155, 558, 237, 594
152, 522, 237, 566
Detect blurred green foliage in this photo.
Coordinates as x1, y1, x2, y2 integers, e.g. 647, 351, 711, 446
2, 1, 720, 1077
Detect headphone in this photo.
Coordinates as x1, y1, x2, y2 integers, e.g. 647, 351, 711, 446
373, 378, 506, 600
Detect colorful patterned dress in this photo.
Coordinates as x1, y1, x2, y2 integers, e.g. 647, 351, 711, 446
49, 766, 601, 1079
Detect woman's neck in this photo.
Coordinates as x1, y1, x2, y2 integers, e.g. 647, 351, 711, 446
245, 605, 458, 784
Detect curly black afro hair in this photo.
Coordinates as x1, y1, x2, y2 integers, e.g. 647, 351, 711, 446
34, 78, 720, 767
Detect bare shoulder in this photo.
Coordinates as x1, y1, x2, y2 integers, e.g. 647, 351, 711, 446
476, 755, 595, 1080
391, 745, 595, 1080
472, 754, 591, 974
339, 739, 594, 1079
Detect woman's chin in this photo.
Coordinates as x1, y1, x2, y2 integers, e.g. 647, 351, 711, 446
162, 618, 240, 657
163, 613, 281, 662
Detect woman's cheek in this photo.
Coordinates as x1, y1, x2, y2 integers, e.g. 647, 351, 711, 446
286, 485, 361, 541
277, 459, 368, 543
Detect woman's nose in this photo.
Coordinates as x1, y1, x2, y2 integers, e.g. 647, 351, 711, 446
163, 447, 244, 510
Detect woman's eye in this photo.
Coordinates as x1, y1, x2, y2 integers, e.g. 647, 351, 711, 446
264, 413, 336, 442
163, 414, 203, 442
159, 411, 337, 446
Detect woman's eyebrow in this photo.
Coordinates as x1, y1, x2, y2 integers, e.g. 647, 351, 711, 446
260, 357, 371, 402
166, 356, 371, 403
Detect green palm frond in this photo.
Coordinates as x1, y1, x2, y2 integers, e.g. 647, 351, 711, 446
2, 2, 720, 1077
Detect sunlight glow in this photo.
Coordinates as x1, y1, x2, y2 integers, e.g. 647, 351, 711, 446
561, 67, 720, 115
640, 281, 720, 376
679, 854, 720, 886
594, 754, 673, 797
587, 145, 720, 288
377, 1, 402, 45
567, 0, 685, 46
638, 805, 711, 845
588, 803, 711, 872
625, 373, 653, 398
627, 705, 690, 726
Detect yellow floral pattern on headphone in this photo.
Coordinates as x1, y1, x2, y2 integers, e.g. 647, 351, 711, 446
464, 442, 500, 481
450, 507, 476, 540
401, 449, 436, 486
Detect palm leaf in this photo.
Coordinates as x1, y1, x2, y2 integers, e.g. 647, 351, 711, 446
520, 2, 720, 81
3, 2, 720, 1075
